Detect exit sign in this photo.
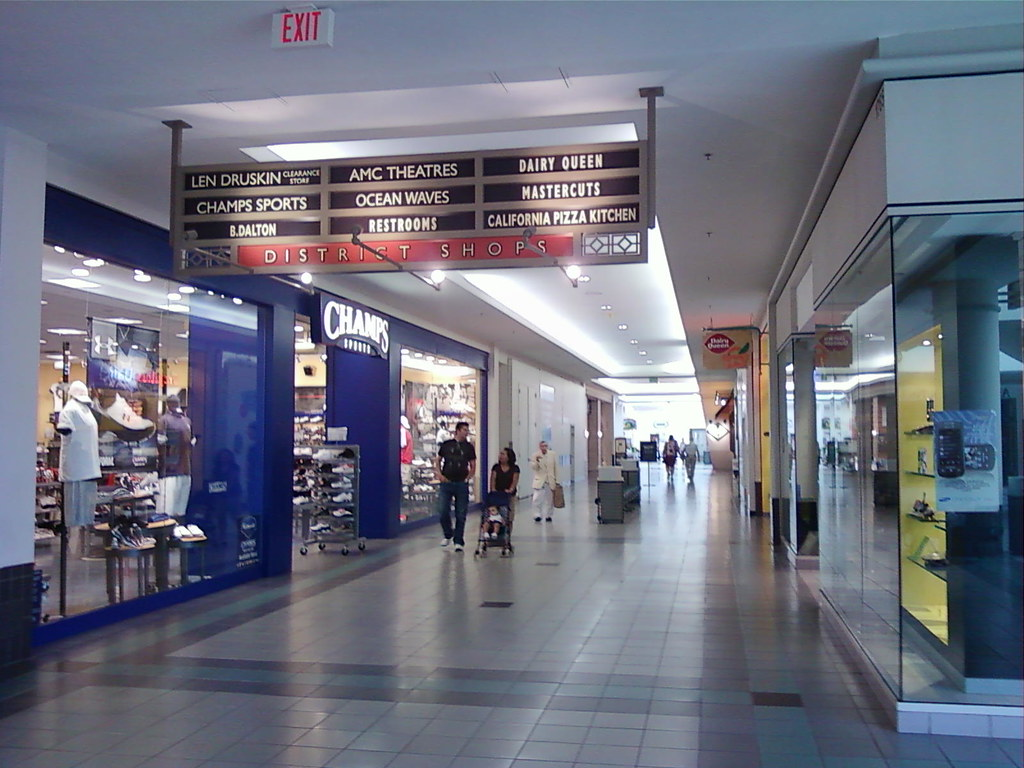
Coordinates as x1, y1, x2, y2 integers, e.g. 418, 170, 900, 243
272, 7, 334, 48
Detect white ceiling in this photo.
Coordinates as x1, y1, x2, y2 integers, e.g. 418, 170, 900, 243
2, 1, 1020, 401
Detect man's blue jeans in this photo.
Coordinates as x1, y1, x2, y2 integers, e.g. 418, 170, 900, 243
437, 480, 469, 546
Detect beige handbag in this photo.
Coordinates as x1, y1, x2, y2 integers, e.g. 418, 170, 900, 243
551, 483, 565, 508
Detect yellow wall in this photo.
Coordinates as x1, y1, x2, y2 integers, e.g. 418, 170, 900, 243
897, 326, 948, 644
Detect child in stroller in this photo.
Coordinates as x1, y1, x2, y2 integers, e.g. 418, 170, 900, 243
475, 490, 514, 556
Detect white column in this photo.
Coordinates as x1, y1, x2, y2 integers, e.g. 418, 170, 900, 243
0, 126, 46, 569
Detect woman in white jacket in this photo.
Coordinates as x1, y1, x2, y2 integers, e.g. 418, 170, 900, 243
530, 441, 558, 522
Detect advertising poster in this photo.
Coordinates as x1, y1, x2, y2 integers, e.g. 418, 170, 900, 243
237, 515, 260, 568
932, 410, 1000, 512
702, 329, 753, 370
639, 441, 658, 462
87, 320, 161, 472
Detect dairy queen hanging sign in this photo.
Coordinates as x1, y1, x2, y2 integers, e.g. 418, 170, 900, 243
312, 295, 390, 358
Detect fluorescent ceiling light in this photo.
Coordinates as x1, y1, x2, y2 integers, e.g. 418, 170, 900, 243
47, 277, 101, 290
82, 258, 105, 268
100, 317, 143, 325
401, 356, 474, 376
158, 304, 190, 313
249, 123, 639, 163
70, 268, 90, 278
47, 327, 87, 336
593, 377, 699, 396
295, 340, 316, 351
461, 221, 687, 376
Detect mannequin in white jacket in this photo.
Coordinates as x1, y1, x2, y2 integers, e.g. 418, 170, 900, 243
530, 441, 558, 522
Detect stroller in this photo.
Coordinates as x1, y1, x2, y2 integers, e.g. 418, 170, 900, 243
474, 490, 514, 557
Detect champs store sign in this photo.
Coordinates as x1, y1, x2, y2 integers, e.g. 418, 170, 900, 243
173, 142, 646, 276
312, 296, 390, 359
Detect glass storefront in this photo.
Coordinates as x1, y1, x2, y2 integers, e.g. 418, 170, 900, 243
36, 244, 264, 622
815, 209, 1023, 707
400, 348, 480, 525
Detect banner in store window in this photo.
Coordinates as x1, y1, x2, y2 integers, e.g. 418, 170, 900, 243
814, 327, 853, 367
932, 410, 1000, 512
702, 329, 753, 370
87, 320, 161, 472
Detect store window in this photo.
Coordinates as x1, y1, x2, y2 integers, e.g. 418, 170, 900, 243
814, 223, 900, 693
400, 348, 480, 525
892, 210, 1022, 704
814, 209, 1023, 708
36, 245, 264, 622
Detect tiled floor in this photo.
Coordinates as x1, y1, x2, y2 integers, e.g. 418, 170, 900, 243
2, 468, 1021, 767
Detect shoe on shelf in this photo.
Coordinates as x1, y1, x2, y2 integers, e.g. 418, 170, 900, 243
440, 538, 451, 547
185, 524, 205, 538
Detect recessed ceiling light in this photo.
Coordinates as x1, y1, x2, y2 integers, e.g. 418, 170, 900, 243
232, 297, 243, 305
40, 299, 47, 305
134, 273, 152, 283
52, 245, 66, 254
414, 352, 423, 358
72, 251, 83, 258
294, 325, 304, 333
601, 304, 612, 311
630, 339, 639, 345
578, 275, 591, 283
617, 324, 628, 330
47, 328, 87, 336
936, 333, 943, 340
70, 267, 90, 277
82, 258, 105, 268
646, 360, 653, 365
300, 272, 313, 285
167, 292, 182, 301
47, 278, 101, 290
922, 339, 932, 346
639, 350, 648, 356
100, 317, 143, 325
425, 355, 435, 362
158, 303, 190, 313
39, 339, 46, 344
176, 332, 189, 339
401, 349, 410, 355
179, 285, 196, 294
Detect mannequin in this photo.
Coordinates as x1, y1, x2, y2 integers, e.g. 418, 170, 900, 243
157, 395, 193, 518
400, 415, 414, 485
56, 381, 101, 547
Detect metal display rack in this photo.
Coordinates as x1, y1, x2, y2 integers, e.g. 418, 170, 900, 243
293, 444, 365, 556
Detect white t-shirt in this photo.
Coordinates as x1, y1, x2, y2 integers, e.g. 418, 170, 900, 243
57, 399, 101, 481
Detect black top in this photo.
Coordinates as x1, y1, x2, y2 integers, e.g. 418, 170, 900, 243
491, 463, 520, 493
437, 438, 476, 482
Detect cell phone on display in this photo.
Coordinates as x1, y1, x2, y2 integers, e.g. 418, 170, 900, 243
964, 444, 996, 472
935, 422, 965, 478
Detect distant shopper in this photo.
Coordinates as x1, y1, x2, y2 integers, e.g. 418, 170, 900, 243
662, 434, 679, 481
435, 421, 476, 552
530, 441, 558, 522
683, 438, 699, 482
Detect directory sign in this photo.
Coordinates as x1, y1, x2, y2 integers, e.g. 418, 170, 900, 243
174, 142, 646, 276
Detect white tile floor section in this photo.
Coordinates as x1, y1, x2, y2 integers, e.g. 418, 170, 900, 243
1, 467, 1021, 767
